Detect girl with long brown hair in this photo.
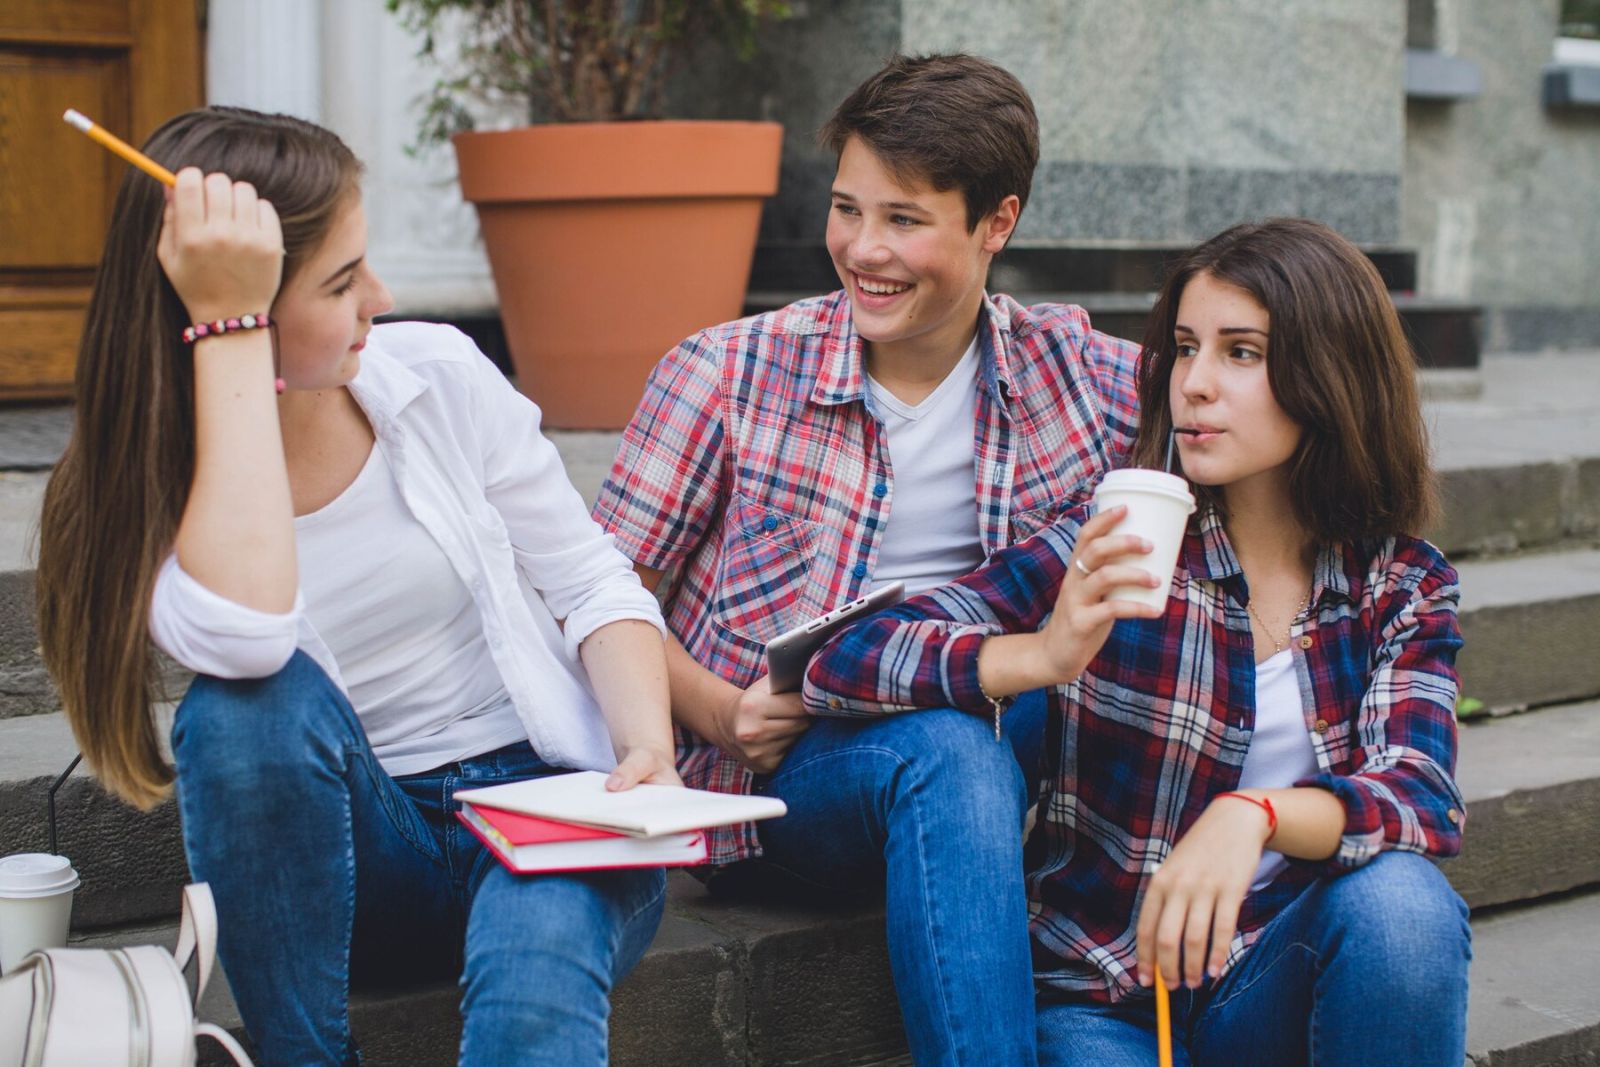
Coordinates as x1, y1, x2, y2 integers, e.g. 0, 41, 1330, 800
35, 106, 677, 1066
803, 218, 1471, 1065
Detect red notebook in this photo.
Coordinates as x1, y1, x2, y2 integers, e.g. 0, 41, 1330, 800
457, 802, 707, 873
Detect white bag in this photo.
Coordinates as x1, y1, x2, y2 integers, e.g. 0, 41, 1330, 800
0, 882, 253, 1067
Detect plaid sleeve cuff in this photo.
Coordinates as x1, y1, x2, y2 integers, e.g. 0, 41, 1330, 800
942, 630, 994, 713
1292, 770, 1464, 877
592, 509, 684, 574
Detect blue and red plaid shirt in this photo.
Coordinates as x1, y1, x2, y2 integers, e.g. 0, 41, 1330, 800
803, 505, 1465, 1002
592, 289, 1140, 863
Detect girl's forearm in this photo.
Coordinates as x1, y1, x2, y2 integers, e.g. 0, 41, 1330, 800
175, 332, 297, 612
578, 618, 675, 759
1215, 786, 1346, 860
976, 632, 1070, 699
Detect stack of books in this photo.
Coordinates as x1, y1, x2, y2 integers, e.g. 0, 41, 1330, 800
456, 770, 787, 873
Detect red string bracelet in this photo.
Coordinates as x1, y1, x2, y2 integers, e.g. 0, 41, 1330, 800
1213, 791, 1277, 842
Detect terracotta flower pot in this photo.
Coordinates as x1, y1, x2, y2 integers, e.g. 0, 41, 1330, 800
452, 121, 783, 429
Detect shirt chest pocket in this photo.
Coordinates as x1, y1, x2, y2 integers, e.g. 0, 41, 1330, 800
1009, 501, 1066, 543
712, 495, 820, 646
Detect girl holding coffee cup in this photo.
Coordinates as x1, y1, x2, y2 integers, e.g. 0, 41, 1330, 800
34, 107, 676, 1066
802, 218, 1470, 1065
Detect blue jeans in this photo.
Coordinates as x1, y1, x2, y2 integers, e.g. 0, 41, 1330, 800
1035, 851, 1471, 1067
170, 652, 666, 1067
734, 690, 1046, 1066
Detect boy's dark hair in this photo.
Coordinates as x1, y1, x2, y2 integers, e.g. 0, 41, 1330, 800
1130, 217, 1439, 543
820, 53, 1039, 233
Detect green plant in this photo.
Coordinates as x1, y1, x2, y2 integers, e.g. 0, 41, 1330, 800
1562, 0, 1600, 39
387, 0, 791, 144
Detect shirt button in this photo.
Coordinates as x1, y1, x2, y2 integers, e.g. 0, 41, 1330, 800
827, 697, 842, 710
1447, 808, 1461, 825
763, 514, 779, 531
873, 483, 888, 498
853, 562, 869, 579
1297, 635, 1314, 650
1314, 718, 1329, 734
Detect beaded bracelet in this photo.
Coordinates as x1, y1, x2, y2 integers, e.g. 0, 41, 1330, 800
1213, 791, 1277, 842
181, 312, 270, 345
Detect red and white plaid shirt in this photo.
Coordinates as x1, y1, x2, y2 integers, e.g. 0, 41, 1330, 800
593, 289, 1140, 863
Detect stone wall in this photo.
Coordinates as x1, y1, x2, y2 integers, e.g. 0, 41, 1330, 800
674, 0, 1406, 247
1403, 0, 1600, 350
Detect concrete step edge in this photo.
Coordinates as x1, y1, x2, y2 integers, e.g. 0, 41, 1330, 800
73, 873, 912, 1067
5, 539, 1600, 723
3, 701, 1598, 930
1455, 548, 1600, 711
71, 885, 1600, 1067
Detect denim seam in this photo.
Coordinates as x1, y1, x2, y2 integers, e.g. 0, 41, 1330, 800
898, 751, 975, 1064
336, 743, 360, 1067
1203, 939, 1319, 1013
349, 743, 447, 867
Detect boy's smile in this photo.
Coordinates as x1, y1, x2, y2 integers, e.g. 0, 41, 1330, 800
826, 136, 1018, 377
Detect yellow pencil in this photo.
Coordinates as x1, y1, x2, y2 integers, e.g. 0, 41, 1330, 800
63, 109, 176, 187
1154, 965, 1173, 1067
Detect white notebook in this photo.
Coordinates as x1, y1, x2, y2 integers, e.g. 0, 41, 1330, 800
456, 771, 788, 838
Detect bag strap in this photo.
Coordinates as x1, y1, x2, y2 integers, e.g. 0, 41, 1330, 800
172, 882, 218, 1005
196, 1023, 256, 1066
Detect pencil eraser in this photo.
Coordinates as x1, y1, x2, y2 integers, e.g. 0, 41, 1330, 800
63, 109, 91, 131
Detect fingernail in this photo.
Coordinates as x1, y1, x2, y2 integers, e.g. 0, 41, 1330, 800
606, 773, 624, 789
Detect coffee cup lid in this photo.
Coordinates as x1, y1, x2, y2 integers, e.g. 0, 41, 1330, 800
0, 853, 80, 898
1094, 468, 1196, 509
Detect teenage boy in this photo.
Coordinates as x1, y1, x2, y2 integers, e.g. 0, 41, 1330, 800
593, 54, 1138, 1063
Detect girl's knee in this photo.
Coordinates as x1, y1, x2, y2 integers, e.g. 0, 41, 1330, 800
1322, 852, 1470, 970
173, 651, 352, 777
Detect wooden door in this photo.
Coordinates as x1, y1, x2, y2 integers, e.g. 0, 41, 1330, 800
0, 0, 201, 399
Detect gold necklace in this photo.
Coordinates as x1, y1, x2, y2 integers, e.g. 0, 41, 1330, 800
1246, 590, 1311, 654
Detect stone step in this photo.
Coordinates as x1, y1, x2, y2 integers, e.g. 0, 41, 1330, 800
748, 242, 1421, 302
1465, 890, 1600, 1067
1454, 548, 1600, 712
5, 534, 1595, 724
743, 288, 1484, 370
72, 882, 1600, 1067
1448, 700, 1600, 909
3, 696, 1594, 934
76, 873, 912, 1067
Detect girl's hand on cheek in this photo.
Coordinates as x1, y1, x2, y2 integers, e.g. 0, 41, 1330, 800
156, 167, 284, 324
1133, 796, 1272, 991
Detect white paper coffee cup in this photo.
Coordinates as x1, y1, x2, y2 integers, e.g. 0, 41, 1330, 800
1091, 469, 1197, 609
0, 852, 80, 974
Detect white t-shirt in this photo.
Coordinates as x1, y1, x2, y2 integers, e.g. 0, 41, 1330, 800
295, 441, 526, 775
868, 337, 985, 596
1237, 648, 1320, 888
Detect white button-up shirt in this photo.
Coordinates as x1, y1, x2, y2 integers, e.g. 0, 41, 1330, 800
151, 322, 665, 773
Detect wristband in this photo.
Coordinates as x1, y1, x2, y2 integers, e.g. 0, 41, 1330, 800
181, 312, 270, 344
181, 313, 284, 393
1213, 791, 1277, 842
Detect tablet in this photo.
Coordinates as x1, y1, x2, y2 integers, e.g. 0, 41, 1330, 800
766, 581, 907, 694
